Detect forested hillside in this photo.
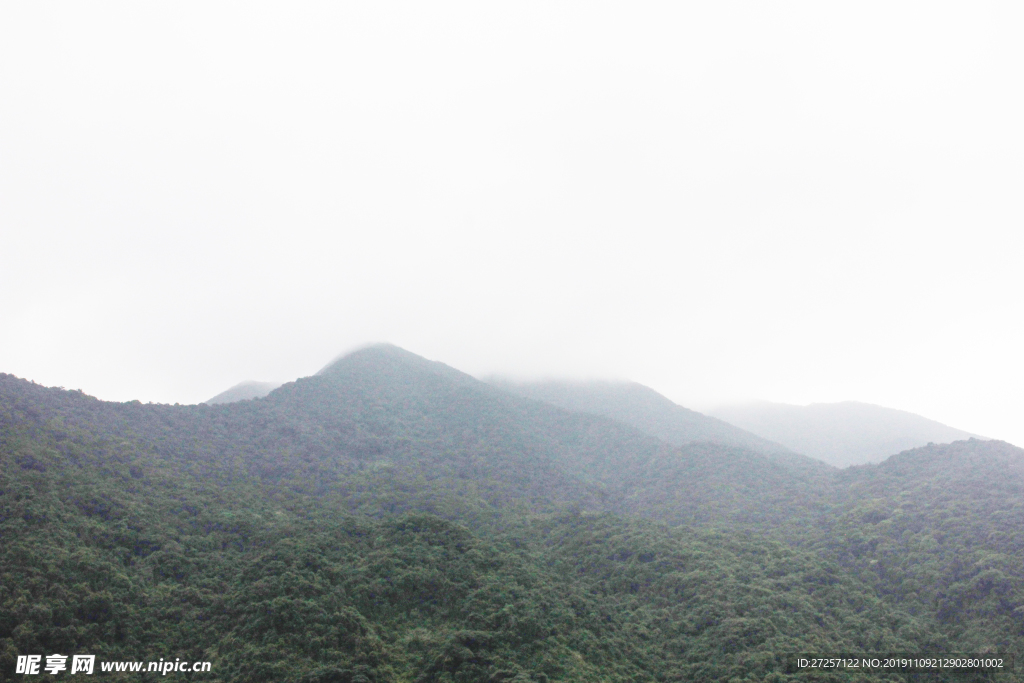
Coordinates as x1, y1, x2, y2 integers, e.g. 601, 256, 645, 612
2, 345, 1022, 681
819, 440, 1024, 654
488, 379, 788, 456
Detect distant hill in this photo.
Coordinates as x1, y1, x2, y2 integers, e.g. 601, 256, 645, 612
708, 400, 983, 467
488, 379, 791, 456
204, 380, 282, 404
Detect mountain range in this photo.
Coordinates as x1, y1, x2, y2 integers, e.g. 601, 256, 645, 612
2, 343, 1021, 682
212, 366, 983, 469
709, 400, 984, 467
486, 379, 789, 456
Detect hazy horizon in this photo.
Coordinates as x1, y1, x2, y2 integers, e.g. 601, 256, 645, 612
3, 2, 1022, 446
6, 343, 1004, 452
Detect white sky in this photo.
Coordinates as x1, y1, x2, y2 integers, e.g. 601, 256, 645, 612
2, 2, 1022, 446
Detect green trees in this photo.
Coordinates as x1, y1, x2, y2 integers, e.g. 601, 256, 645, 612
2, 348, 1024, 681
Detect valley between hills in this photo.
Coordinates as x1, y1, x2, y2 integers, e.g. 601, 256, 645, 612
2, 344, 1022, 682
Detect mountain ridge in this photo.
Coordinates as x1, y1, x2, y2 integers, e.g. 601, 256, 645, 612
488, 377, 792, 456
710, 399, 985, 467
205, 380, 283, 405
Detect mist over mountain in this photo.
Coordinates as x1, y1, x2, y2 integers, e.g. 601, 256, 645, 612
204, 380, 283, 405
487, 378, 790, 456
709, 400, 984, 468
3, 344, 1023, 681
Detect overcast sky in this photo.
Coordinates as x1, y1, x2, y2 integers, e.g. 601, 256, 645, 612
2, 2, 1022, 446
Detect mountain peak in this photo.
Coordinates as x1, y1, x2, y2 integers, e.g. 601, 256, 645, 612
316, 343, 477, 385
318, 343, 427, 374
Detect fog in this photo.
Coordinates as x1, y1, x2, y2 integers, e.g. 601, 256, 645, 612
2, 2, 1022, 446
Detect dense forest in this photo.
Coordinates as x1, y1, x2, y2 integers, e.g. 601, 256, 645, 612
1, 345, 1021, 681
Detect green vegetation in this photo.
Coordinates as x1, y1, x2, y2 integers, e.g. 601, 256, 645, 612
2, 346, 1022, 681
488, 379, 789, 456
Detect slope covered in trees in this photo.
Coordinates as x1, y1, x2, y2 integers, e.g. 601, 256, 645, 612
0, 408, 961, 682
818, 439, 1024, 654
489, 379, 789, 456
0, 346, 831, 536
2, 345, 1023, 681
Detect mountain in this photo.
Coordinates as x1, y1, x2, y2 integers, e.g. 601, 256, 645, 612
488, 379, 790, 456
2, 345, 1023, 681
242, 345, 834, 534
205, 380, 283, 404
0, 345, 827, 534
709, 400, 984, 467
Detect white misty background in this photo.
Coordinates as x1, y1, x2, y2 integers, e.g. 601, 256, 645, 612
1, 2, 1021, 445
